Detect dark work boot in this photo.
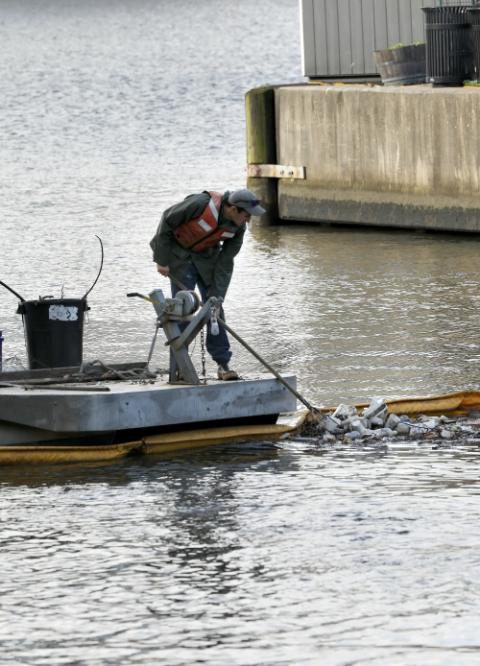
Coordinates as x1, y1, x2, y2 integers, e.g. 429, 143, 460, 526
217, 364, 239, 381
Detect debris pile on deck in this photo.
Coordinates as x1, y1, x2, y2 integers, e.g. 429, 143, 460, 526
301, 398, 480, 444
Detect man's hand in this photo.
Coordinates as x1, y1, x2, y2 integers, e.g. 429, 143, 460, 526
156, 264, 170, 277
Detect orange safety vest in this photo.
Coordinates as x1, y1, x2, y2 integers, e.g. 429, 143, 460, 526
174, 191, 237, 252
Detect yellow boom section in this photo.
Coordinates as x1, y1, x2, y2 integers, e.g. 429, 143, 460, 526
1, 390, 480, 465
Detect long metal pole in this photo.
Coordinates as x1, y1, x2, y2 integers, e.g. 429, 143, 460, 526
167, 274, 317, 413
216, 315, 316, 412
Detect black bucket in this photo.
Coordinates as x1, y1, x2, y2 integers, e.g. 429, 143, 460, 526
17, 298, 89, 369
423, 5, 471, 86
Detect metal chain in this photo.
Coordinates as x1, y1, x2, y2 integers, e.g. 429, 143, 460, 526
200, 325, 207, 382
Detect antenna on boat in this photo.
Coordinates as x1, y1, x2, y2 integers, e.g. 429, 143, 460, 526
0, 280, 25, 303
81, 235, 104, 301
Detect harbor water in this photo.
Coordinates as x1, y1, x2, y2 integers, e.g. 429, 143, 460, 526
1, 1, 480, 664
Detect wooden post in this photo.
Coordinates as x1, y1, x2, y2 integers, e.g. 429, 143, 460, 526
245, 85, 278, 225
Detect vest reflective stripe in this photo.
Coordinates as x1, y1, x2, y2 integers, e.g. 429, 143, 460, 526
174, 191, 236, 252
207, 197, 219, 221
185, 228, 236, 253
197, 218, 212, 233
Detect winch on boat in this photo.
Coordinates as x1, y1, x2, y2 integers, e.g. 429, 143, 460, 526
128, 286, 221, 384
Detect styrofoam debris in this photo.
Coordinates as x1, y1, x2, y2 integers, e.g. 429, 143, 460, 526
419, 417, 441, 429
440, 429, 454, 440
385, 414, 401, 430
349, 418, 368, 435
345, 431, 361, 440
396, 422, 411, 436
362, 397, 388, 421
325, 414, 342, 434
409, 426, 426, 438
300, 395, 478, 445
333, 404, 357, 421
323, 432, 336, 443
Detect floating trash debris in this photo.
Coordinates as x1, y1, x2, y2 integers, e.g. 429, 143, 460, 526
299, 397, 480, 445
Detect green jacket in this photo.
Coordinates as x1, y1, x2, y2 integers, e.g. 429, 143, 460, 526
150, 191, 245, 299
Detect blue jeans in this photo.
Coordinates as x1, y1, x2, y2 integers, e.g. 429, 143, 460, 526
170, 263, 232, 367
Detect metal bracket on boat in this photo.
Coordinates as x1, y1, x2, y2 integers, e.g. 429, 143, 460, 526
142, 288, 221, 385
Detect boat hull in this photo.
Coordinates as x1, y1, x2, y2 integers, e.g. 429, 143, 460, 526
0, 367, 299, 463
0, 374, 297, 436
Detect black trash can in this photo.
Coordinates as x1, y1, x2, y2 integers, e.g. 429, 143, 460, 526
423, 5, 471, 86
469, 7, 480, 80
17, 298, 89, 369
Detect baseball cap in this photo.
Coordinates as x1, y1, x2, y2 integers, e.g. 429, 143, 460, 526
228, 189, 266, 216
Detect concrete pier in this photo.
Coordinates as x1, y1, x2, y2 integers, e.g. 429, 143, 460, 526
245, 85, 278, 225
246, 84, 480, 233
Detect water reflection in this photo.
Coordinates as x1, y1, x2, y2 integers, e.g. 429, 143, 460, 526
0, 442, 282, 488
229, 225, 480, 404
1, 438, 480, 665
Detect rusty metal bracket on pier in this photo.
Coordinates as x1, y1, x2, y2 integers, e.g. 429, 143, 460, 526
247, 163, 306, 180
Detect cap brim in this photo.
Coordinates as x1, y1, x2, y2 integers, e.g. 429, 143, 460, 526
245, 204, 266, 216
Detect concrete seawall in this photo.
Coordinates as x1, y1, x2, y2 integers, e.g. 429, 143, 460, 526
247, 84, 480, 233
